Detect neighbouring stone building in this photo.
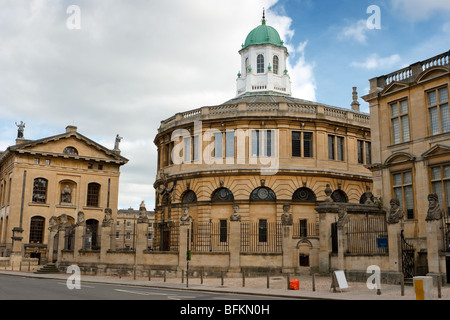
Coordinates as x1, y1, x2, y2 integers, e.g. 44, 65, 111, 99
0, 124, 128, 265
363, 50, 450, 279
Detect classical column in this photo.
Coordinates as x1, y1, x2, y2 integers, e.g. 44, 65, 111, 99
318, 212, 336, 274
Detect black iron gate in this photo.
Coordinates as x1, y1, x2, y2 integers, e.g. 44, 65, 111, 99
401, 230, 415, 279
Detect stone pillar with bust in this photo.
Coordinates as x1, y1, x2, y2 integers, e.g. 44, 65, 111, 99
229, 204, 241, 273
386, 199, 404, 273
73, 211, 86, 263
179, 205, 192, 273
281, 204, 295, 273
425, 194, 445, 281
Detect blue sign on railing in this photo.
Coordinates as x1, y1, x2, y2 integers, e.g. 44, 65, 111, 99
377, 237, 388, 249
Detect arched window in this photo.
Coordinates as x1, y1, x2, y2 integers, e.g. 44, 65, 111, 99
211, 188, 234, 202
331, 190, 348, 203
29, 216, 45, 243
86, 183, 100, 207
250, 186, 276, 201
292, 187, 316, 202
273, 55, 279, 75
32, 178, 48, 203
182, 190, 197, 204
63, 146, 78, 155
245, 57, 249, 74
257, 54, 264, 74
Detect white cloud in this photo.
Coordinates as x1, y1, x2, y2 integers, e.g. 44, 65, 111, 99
288, 41, 316, 101
350, 53, 402, 70
391, 0, 450, 21
338, 19, 369, 44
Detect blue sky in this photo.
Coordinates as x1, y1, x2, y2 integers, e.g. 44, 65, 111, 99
0, 0, 449, 208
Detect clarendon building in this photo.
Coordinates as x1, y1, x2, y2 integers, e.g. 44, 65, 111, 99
153, 14, 374, 274
0, 125, 128, 265
363, 50, 450, 277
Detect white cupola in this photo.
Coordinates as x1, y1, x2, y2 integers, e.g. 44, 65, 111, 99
236, 11, 292, 97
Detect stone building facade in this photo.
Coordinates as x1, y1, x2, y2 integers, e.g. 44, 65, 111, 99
152, 15, 374, 274
362, 50, 450, 277
0, 125, 128, 265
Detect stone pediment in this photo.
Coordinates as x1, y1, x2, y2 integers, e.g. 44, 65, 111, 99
384, 152, 415, 166
421, 144, 450, 159
7, 130, 128, 165
381, 82, 409, 95
416, 66, 449, 83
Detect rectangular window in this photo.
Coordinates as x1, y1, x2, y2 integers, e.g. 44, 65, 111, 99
258, 219, 268, 243
391, 100, 410, 144
214, 132, 223, 158
328, 135, 344, 161
328, 135, 335, 160
292, 131, 301, 157
252, 130, 260, 157
357, 140, 371, 164
265, 130, 272, 157
226, 131, 235, 158
303, 132, 313, 158
299, 219, 308, 237
219, 220, 227, 243
184, 136, 191, 163
193, 135, 199, 161
428, 87, 450, 135
431, 164, 450, 216
393, 171, 414, 219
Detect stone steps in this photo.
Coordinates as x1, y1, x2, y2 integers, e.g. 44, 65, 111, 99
34, 263, 60, 274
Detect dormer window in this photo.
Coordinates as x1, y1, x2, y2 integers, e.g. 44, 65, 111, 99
63, 146, 78, 155
257, 54, 264, 74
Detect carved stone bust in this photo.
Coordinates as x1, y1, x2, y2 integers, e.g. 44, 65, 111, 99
337, 205, 348, 229
180, 205, 192, 225
76, 211, 85, 227
426, 193, 444, 221
230, 204, 241, 221
102, 208, 114, 227
387, 199, 404, 224
138, 200, 149, 223
281, 204, 293, 225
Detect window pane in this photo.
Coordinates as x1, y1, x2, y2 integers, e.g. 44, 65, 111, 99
392, 118, 400, 144
258, 219, 267, 242
403, 172, 412, 184
441, 104, 450, 133
444, 165, 450, 178
357, 140, 364, 164
445, 180, 450, 212
193, 136, 199, 161
252, 130, 260, 156
401, 116, 410, 141
391, 103, 398, 117
337, 136, 344, 161
328, 135, 335, 160
257, 54, 264, 74
184, 136, 191, 162
265, 130, 272, 157
226, 131, 234, 158
303, 132, 313, 158
430, 107, 440, 135
400, 100, 408, 114
404, 186, 414, 218
432, 181, 443, 205
432, 167, 442, 180
273, 55, 279, 75
429, 91, 437, 106
214, 132, 223, 158
393, 173, 402, 186
439, 87, 448, 103
292, 131, 301, 157
365, 141, 372, 165
394, 187, 402, 205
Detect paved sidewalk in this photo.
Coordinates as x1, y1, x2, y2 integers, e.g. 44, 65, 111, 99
3, 268, 449, 300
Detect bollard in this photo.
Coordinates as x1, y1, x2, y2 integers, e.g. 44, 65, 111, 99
221, 272, 224, 286
414, 276, 433, 300
148, 269, 151, 281
242, 272, 245, 287
201, 270, 204, 284
286, 274, 290, 290
164, 269, 167, 282
437, 274, 442, 299
267, 273, 270, 289
312, 273, 316, 292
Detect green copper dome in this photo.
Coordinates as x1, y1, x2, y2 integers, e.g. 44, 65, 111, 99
240, 18, 286, 51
